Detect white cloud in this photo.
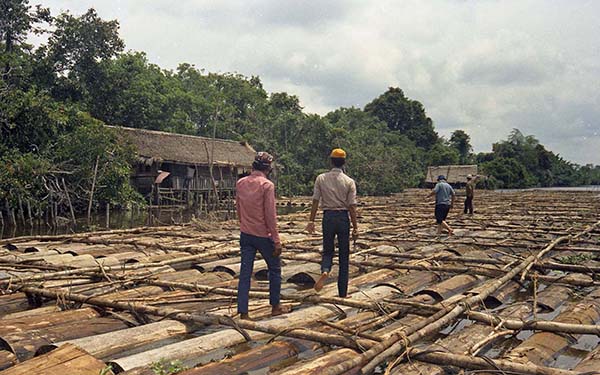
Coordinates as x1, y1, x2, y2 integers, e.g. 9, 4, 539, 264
39, 0, 600, 164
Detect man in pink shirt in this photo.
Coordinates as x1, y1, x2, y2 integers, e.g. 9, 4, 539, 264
236, 152, 288, 319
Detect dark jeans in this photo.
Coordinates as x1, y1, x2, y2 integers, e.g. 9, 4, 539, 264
237, 232, 281, 314
321, 210, 350, 297
435, 204, 450, 224
464, 196, 474, 214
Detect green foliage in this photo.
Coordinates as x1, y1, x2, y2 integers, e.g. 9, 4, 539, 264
51, 113, 141, 207
557, 253, 595, 265
0, 2, 597, 218
99, 364, 114, 375
150, 359, 188, 375
364, 87, 438, 149
449, 130, 473, 164
480, 157, 535, 189
0, 150, 52, 205
477, 128, 597, 188
326, 107, 424, 194
427, 141, 460, 167
0, 87, 71, 152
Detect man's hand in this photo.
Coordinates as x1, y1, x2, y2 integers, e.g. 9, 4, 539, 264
352, 228, 359, 241
273, 242, 283, 257
305, 221, 316, 234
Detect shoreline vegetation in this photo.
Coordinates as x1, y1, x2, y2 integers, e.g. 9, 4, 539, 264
2, 1, 599, 229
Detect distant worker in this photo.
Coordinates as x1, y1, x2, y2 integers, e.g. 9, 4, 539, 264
428, 175, 456, 236
464, 174, 480, 215
305, 148, 358, 298
236, 152, 289, 319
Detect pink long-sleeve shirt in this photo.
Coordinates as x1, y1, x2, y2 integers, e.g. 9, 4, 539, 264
236, 170, 281, 244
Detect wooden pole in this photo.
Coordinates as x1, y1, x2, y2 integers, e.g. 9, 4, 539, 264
62, 178, 76, 227
105, 203, 110, 229
406, 349, 580, 375
87, 155, 99, 225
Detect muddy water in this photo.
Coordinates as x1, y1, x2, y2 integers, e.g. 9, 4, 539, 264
0, 206, 306, 239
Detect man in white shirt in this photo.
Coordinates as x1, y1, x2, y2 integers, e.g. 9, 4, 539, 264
305, 148, 358, 297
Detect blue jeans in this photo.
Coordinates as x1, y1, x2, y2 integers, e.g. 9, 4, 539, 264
321, 210, 350, 297
237, 232, 281, 314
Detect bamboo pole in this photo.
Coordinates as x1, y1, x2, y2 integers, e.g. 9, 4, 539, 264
406, 349, 581, 375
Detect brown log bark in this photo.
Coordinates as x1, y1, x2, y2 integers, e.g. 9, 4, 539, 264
38, 320, 194, 360
181, 341, 300, 375
1, 343, 109, 375
0, 350, 18, 371
1, 316, 130, 360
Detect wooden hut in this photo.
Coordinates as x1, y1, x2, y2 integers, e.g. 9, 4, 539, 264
110, 126, 255, 205
426, 165, 478, 185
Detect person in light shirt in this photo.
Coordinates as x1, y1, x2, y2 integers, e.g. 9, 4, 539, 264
428, 175, 456, 236
236, 152, 289, 319
306, 148, 359, 298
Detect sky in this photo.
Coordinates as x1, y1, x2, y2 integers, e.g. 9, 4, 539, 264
39, 0, 600, 165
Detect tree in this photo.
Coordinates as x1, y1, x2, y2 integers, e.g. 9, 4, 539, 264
364, 87, 438, 149
449, 130, 472, 164
42, 8, 124, 100
428, 141, 460, 166
0, 0, 50, 76
481, 157, 535, 189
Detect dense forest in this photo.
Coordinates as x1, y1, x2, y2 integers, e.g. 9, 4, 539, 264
1, 1, 599, 219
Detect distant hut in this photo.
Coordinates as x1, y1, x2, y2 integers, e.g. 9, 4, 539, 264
425, 165, 478, 186
110, 126, 255, 205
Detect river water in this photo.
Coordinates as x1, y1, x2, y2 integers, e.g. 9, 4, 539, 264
0, 205, 307, 240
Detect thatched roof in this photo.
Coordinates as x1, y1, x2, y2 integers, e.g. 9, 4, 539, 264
109, 126, 256, 168
426, 165, 478, 184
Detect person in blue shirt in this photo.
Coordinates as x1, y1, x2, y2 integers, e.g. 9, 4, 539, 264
428, 175, 456, 236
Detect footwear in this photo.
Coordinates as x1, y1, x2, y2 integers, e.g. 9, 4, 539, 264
271, 304, 292, 317
314, 272, 329, 292
239, 313, 251, 320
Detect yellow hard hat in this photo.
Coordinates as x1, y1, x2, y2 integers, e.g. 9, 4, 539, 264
330, 148, 346, 159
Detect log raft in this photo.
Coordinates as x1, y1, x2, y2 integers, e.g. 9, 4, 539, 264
0, 189, 599, 374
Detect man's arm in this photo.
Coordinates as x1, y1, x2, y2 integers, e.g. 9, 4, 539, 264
450, 188, 456, 208
305, 177, 321, 234
235, 184, 241, 223
428, 183, 439, 198
347, 180, 359, 239
263, 183, 282, 255
349, 205, 359, 240
305, 199, 319, 234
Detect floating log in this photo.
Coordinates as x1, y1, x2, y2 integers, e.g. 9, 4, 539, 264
180, 341, 300, 375
574, 343, 600, 372
272, 348, 360, 375
0, 306, 61, 320
37, 319, 195, 359
0, 307, 100, 336
0, 316, 130, 360
502, 288, 600, 366
0, 343, 108, 375
405, 349, 582, 375
414, 274, 481, 301
0, 350, 18, 371
325, 225, 597, 375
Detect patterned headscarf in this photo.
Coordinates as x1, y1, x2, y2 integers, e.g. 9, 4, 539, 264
255, 151, 274, 165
